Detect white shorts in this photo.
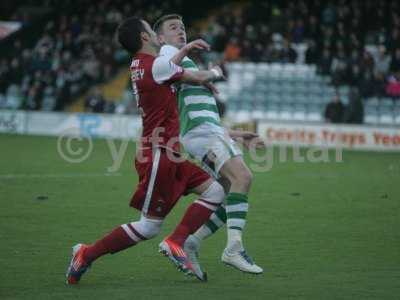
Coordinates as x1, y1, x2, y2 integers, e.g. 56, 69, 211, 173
181, 123, 242, 178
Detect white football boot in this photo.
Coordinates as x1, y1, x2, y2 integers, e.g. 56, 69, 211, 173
221, 248, 263, 274
184, 235, 207, 281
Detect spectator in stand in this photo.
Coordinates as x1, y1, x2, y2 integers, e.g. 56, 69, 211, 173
386, 28, 400, 53
324, 93, 344, 123
1, 0, 184, 112
3, 0, 400, 114
291, 19, 305, 43
305, 40, 319, 64
389, 48, 400, 73
280, 38, 297, 63
224, 38, 241, 61
321, 3, 337, 25
344, 88, 364, 124
348, 64, 361, 87
356, 50, 378, 97
317, 48, 332, 75
361, 50, 375, 75
331, 49, 348, 85
0, 59, 9, 93
358, 70, 376, 98
374, 72, 387, 98
373, 46, 391, 76
85, 87, 106, 113
386, 71, 400, 99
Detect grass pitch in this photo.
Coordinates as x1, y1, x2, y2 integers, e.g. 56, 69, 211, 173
0, 134, 399, 300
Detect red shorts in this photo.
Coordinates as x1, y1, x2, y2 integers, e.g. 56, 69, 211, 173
130, 147, 210, 218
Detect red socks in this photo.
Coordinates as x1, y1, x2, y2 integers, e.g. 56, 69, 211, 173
82, 201, 216, 263
167, 203, 214, 246
84, 226, 136, 263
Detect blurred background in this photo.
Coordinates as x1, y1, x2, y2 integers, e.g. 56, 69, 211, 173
1, 3, 399, 299
0, 0, 399, 125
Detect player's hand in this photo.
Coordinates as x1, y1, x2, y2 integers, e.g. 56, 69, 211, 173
204, 82, 219, 94
184, 39, 210, 52
230, 130, 266, 149
208, 65, 226, 80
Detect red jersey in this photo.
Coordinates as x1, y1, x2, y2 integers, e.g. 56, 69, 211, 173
128, 54, 211, 217
130, 53, 184, 154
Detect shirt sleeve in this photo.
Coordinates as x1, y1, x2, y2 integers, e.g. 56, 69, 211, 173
152, 55, 184, 84
159, 45, 180, 60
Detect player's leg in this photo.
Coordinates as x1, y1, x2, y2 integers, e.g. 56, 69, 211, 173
218, 155, 263, 274
164, 178, 224, 246
66, 148, 166, 284
66, 214, 163, 284
182, 130, 245, 247
180, 131, 230, 246
160, 162, 224, 280
220, 155, 252, 248
188, 177, 229, 243
185, 130, 262, 273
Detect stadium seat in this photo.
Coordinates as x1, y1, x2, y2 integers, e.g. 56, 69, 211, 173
364, 106, 379, 124
254, 83, 268, 93
307, 104, 323, 121
228, 63, 243, 73
242, 71, 256, 83
265, 103, 280, 120
242, 62, 257, 72
5, 85, 23, 109
380, 98, 394, 108
293, 81, 308, 94
364, 104, 378, 116
280, 94, 294, 104
221, 62, 398, 125
308, 95, 322, 104
251, 110, 264, 119
394, 107, 400, 124
268, 82, 281, 94
292, 104, 307, 121
280, 104, 293, 120
41, 87, 57, 111
268, 93, 281, 104
378, 107, 395, 125
309, 84, 324, 96
235, 110, 252, 122
294, 95, 309, 105
253, 92, 265, 104
366, 97, 379, 107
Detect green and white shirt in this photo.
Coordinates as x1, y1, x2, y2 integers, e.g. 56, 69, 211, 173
159, 45, 222, 136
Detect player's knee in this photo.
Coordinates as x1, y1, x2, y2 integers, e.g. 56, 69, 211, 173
196, 181, 225, 211
130, 215, 163, 240
230, 167, 253, 190
241, 168, 253, 187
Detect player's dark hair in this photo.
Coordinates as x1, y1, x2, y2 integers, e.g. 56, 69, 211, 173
117, 17, 146, 54
153, 14, 183, 33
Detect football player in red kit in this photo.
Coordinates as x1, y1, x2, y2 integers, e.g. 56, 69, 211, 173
66, 17, 225, 283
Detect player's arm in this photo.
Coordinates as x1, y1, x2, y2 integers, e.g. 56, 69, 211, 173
152, 54, 224, 86
169, 39, 210, 65
180, 66, 224, 85
228, 129, 266, 149
159, 41, 222, 86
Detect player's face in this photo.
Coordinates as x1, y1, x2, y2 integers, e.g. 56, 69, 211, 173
142, 20, 160, 50
158, 19, 187, 49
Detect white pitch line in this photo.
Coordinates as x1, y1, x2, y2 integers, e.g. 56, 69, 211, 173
0, 173, 122, 179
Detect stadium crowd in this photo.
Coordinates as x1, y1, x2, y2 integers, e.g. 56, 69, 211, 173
1, 0, 400, 117
0, 0, 184, 111
201, 0, 400, 100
